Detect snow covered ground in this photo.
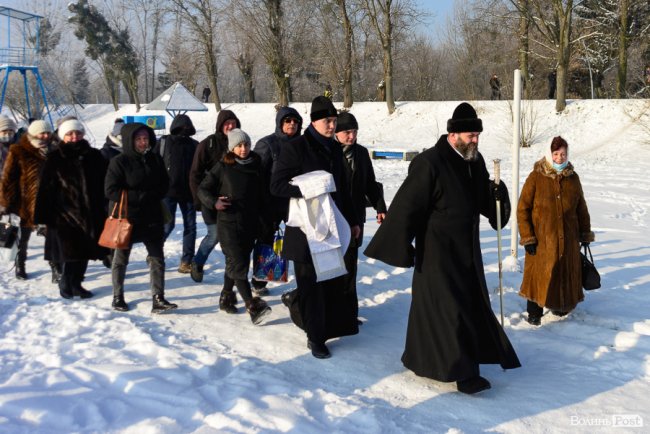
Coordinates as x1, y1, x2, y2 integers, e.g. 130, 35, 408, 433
1, 99, 649, 433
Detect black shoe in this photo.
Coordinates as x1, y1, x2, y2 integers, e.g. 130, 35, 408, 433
281, 289, 296, 308
246, 297, 272, 325
59, 287, 73, 299
50, 262, 62, 284
457, 376, 491, 395
15, 262, 27, 280
527, 314, 541, 326
112, 296, 129, 312
152, 294, 178, 314
190, 262, 203, 283
251, 279, 269, 296
307, 340, 331, 359
73, 286, 94, 299
219, 290, 238, 314
552, 310, 568, 317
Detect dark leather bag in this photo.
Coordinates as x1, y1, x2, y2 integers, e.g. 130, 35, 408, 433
0, 216, 19, 248
581, 245, 601, 290
98, 191, 133, 250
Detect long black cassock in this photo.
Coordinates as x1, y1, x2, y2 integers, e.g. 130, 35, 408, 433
364, 135, 521, 382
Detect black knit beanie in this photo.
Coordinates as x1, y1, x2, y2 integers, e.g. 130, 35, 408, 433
336, 112, 359, 132
310, 96, 338, 122
447, 102, 483, 133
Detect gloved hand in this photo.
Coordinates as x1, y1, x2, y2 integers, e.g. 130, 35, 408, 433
490, 180, 505, 201
581, 241, 590, 247
36, 225, 47, 237
524, 243, 537, 255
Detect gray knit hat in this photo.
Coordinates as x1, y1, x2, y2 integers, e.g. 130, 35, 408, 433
0, 115, 17, 132
227, 128, 251, 151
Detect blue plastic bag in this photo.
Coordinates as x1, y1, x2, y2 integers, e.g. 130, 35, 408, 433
252, 231, 288, 283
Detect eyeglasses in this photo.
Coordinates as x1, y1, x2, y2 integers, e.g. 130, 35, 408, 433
283, 118, 299, 124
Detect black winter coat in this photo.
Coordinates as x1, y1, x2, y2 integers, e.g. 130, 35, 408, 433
270, 125, 358, 263
190, 110, 240, 224
341, 142, 386, 246
364, 135, 520, 382
33, 139, 108, 262
154, 114, 198, 202
254, 106, 303, 226
197, 152, 265, 279
104, 123, 169, 227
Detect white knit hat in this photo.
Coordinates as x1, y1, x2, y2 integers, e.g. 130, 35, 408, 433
227, 128, 251, 151
27, 120, 53, 136
0, 115, 17, 132
58, 119, 85, 138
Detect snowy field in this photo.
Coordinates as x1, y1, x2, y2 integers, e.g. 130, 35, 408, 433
1, 99, 649, 433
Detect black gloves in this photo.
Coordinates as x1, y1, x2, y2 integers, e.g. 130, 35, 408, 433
490, 180, 506, 202
525, 243, 537, 255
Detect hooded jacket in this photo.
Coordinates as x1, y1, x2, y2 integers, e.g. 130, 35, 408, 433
154, 114, 198, 202
254, 106, 303, 227
190, 110, 240, 223
104, 123, 169, 226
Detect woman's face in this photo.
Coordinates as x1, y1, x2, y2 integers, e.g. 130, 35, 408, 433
232, 142, 250, 159
552, 147, 568, 164
63, 130, 84, 143
134, 129, 150, 153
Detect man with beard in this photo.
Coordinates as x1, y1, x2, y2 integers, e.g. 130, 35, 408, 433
364, 102, 520, 394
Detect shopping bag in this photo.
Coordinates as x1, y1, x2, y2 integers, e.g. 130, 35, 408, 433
0, 214, 20, 263
98, 190, 133, 249
252, 230, 288, 283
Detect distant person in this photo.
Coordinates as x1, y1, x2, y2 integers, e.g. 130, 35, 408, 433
324, 83, 333, 100
154, 114, 199, 273
202, 86, 211, 103
100, 118, 125, 160
548, 70, 557, 99
252, 106, 303, 295
189, 110, 240, 283
0, 115, 18, 176
489, 74, 501, 100
0, 120, 60, 282
34, 120, 108, 300
335, 111, 386, 322
517, 136, 594, 326
364, 102, 520, 394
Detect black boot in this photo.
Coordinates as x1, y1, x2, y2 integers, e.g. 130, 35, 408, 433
219, 289, 238, 314
307, 340, 331, 359
58, 264, 73, 299
152, 294, 178, 314
457, 375, 491, 395
15, 256, 27, 280
112, 295, 129, 312
190, 261, 203, 282
246, 297, 271, 325
71, 261, 92, 298
251, 278, 269, 296
49, 262, 62, 284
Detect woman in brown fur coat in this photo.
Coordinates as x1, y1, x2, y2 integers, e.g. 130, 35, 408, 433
517, 136, 595, 325
0, 120, 61, 282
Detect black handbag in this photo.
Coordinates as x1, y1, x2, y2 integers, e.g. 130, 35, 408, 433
581, 245, 601, 290
0, 216, 19, 249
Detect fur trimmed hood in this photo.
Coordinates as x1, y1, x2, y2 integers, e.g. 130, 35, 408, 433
534, 157, 574, 178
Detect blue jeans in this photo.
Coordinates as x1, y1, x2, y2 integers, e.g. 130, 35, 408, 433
163, 198, 197, 264
193, 221, 218, 266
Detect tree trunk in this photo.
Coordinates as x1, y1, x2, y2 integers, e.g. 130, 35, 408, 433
554, 0, 572, 112
205, 45, 222, 111
518, 0, 531, 99
382, 2, 395, 114
616, 0, 629, 98
338, 0, 354, 108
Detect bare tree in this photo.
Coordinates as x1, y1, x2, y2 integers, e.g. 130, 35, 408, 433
517, 0, 532, 98
169, 0, 223, 111
337, 0, 355, 108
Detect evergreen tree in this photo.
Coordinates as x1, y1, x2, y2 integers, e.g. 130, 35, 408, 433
70, 58, 90, 104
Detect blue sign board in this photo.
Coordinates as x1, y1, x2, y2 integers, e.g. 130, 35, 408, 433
123, 115, 166, 130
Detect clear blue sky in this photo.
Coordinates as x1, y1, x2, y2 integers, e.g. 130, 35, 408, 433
417, 0, 455, 26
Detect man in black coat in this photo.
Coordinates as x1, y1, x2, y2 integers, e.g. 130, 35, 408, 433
335, 111, 386, 321
364, 102, 520, 394
189, 110, 240, 282
271, 96, 360, 359
251, 106, 303, 294
154, 114, 199, 273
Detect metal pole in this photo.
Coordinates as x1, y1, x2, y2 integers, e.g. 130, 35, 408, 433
511, 69, 522, 259
494, 159, 504, 326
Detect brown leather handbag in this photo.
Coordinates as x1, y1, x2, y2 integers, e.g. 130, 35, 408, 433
98, 190, 133, 249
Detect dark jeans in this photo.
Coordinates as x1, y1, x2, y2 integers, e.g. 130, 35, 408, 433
162, 197, 197, 264
193, 221, 218, 266
113, 225, 165, 297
